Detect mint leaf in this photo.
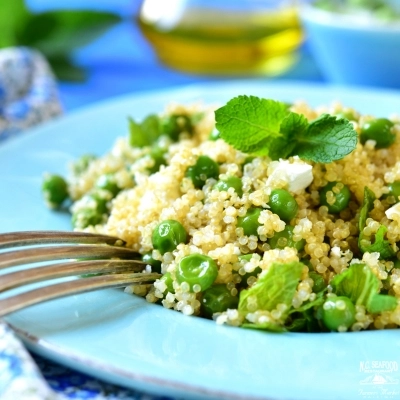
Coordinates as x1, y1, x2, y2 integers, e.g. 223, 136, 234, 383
285, 318, 306, 332
242, 322, 286, 333
215, 96, 288, 156
285, 290, 326, 332
280, 111, 309, 139
331, 263, 379, 306
368, 294, 398, 314
358, 187, 395, 259
268, 112, 308, 160
238, 262, 304, 317
288, 290, 326, 314
331, 263, 397, 313
293, 114, 358, 163
129, 114, 161, 148
359, 186, 375, 233
141, 115, 161, 141
365, 225, 396, 259
215, 96, 358, 163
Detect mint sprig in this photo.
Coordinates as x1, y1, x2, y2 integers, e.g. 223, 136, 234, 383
215, 95, 358, 163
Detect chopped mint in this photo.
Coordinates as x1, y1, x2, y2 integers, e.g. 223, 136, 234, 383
368, 293, 398, 314
238, 262, 304, 319
331, 263, 397, 313
285, 291, 326, 332
285, 317, 307, 332
358, 187, 396, 259
286, 308, 323, 333
128, 114, 161, 148
241, 322, 286, 333
215, 95, 358, 163
289, 290, 326, 314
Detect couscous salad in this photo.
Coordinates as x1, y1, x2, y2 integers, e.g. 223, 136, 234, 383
42, 95, 400, 333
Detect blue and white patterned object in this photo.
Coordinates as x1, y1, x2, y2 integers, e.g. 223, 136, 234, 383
0, 47, 63, 140
0, 319, 173, 400
0, 322, 63, 400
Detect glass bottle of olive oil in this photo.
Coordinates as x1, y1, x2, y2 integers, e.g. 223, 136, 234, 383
137, 0, 304, 76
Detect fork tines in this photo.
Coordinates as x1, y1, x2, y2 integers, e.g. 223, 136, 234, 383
0, 230, 161, 317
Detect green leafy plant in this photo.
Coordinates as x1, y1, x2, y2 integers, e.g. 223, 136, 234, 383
215, 95, 358, 163
0, 0, 121, 81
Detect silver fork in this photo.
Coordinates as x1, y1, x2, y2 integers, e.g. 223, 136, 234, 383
0, 230, 161, 317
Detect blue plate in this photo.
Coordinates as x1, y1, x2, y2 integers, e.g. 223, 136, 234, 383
2, 81, 400, 400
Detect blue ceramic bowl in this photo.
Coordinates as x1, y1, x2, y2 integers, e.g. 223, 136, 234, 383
300, 3, 400, 88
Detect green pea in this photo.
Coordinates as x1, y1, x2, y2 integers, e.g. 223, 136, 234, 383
321, 296, 356, 331
268, 225, 305, 252
161, 114, 193, 141
147, 147, 167, 174
319, 181, 351, 213
142, 252, 162, 273
71, 190, 111, 229
72, 208, 104, 229
71, 154, 97, 175
87, 190, 110, 214
214, 176, 243, 196
42, 173, 69, 208
268, 189, 298, 222
176, 254, 218, 292
95, 173, 120, 197
152, 219, 188, 254
237, 207, 263, 236
160, 272, 175, 294
309, 271, 326, 293
185, 155, 219, 189
201, 284, 239, 318
360, 118, 395, 149
385, 181, 400, 203
208, 128, 221, 141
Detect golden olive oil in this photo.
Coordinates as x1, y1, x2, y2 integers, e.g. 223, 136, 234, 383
138, 4, 304, 76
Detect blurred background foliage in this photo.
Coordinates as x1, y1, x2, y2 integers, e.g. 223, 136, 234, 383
0, 0, 121, 81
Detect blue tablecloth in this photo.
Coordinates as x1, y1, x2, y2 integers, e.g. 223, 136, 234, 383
1, 1, 325, 398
